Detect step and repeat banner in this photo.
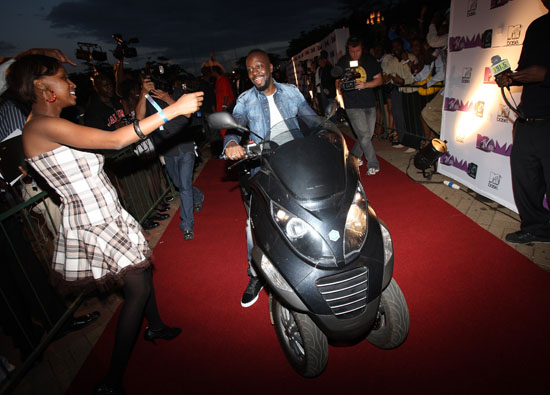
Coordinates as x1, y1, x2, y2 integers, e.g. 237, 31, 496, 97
440, 0, 546, 212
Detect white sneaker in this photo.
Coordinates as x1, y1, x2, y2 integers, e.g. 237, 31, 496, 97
404, 147, 417, 153
357, 159, 363, 166
367, 168, 380, 176
392, 143, 404, 148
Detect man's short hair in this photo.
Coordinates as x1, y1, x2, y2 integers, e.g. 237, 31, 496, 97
247, 48, 270, 62
320, 50, 328, 59
346, 36, 363, 49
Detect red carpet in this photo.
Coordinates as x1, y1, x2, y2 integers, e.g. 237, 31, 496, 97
68, 156, 550, 394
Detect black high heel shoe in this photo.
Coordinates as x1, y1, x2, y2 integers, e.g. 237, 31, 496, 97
143, 326, 182, 345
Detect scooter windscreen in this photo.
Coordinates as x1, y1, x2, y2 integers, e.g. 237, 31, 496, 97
265, 116, 349, 201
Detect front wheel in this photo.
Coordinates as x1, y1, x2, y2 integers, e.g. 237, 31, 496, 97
366, 278, 409, 349
271, 296, 328, 378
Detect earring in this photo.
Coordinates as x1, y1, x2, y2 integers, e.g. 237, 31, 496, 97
45, 88, 56, 103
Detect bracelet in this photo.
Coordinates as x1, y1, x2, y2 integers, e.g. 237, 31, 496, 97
133, 120, 147, 140
145, 93, 168, 123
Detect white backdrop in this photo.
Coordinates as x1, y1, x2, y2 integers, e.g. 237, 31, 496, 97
440, 0, 546, 212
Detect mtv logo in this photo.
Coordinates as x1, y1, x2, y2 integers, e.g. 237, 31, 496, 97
467, 0, 478, 15
508, 25, 521, 40
488, 172, 502, 189
462, 67, 472, 82
499, 104, 510, 117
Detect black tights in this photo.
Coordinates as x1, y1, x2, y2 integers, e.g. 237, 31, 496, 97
105, 267, 163, 384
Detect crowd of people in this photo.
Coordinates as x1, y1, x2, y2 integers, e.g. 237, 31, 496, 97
1, 0, 549, 392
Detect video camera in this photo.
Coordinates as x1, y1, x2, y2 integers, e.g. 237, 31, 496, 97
112, 34, 138, 61
331, 60, 361, 91
141, 63, 173, 94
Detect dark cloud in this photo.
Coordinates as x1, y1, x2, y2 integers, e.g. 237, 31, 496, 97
45, 0, 348, 72
47, 0, 344, 68
0, 41, 16, 52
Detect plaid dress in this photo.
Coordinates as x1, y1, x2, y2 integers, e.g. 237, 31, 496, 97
27, 145, 151, 285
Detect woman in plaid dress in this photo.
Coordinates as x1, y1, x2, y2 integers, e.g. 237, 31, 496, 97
7, 55, 203, 395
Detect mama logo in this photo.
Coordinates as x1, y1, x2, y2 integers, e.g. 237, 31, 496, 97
449, 29, 492, 52
440, 153, 469, 174
476, 134, 512, 156
445, 97, 473, 112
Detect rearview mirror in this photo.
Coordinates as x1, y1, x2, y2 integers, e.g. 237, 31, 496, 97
207, 112, 249, 132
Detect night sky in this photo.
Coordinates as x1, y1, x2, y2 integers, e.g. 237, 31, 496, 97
1, 0, 349, 74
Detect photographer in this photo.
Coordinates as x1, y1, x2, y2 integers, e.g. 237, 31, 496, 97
136, 72, 204, 241
336, 36, 383, 176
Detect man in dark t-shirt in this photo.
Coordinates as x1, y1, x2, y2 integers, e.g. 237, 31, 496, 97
84, 74, 126, 131
495, 0, 550, 244
336, 37, 383, 176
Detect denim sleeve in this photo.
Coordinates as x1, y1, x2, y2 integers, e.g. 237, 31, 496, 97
223, 96, 247, 148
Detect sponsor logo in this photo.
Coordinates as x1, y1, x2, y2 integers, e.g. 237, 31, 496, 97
476, 134, 512, 156
444, 97, 485, 117
462, 67, 472, 83
445, 97, 473, 112
440, 153, 469, 174
488, 172, 502, 190
507, 25, 522, 46
490, 0, 512, 10
467, 0, 478, 16
468, 163, 478, 179
483, 67, 496, 84
474, 101, 485, 118
455, 135, 465, 144
496, 104, 511, 123
449, 29, 492, 52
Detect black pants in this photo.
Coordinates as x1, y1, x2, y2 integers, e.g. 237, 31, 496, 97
511, 119, 550, 236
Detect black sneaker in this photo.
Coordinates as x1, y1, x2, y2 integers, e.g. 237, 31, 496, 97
241, 276, 264, 307
183, 230, 194, 240
505, 230, 550, 244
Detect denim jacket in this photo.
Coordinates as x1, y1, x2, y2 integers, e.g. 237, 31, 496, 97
224, 80, 316, 147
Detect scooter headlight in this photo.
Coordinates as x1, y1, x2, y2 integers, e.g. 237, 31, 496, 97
271, 202, 336, 267
379, 221, 393, 266
344, 184, 368, 258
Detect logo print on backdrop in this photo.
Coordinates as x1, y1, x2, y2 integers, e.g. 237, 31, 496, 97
467, 0, 478, 16
476, 134, 512, 156
483, 67, 496, 84
496, 104, 511, 123
440, 153, 469, 174
490, 0, 512, 10
507, 25, 522, 46
449, 29, 492, 52
462, 67, 472, 83
474, 101, 485, 118
468, 163, 478, 179
488, 172, 502, 190
444, 97, 473, 112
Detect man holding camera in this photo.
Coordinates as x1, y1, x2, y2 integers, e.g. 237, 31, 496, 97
336, 36, 383, 176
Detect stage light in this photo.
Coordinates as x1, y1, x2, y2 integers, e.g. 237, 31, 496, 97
414, 138, 447, 178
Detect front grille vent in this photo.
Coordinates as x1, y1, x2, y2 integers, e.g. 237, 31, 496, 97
316, 267, 368, 319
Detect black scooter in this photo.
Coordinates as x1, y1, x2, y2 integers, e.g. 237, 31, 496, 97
208, 112, 409, 378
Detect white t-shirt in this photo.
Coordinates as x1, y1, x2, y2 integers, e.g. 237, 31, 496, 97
266, 92, 286, 140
